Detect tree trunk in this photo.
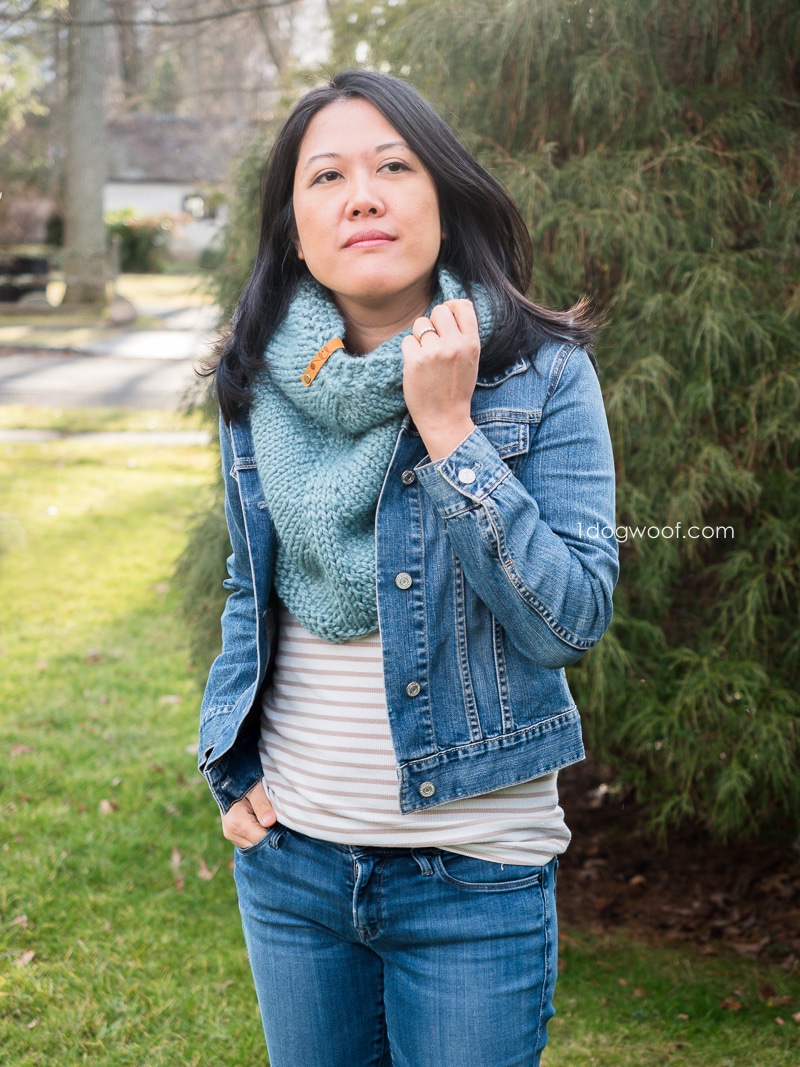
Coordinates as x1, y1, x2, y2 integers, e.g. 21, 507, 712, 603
62, 0, 108, 307
111, 0, 143, 107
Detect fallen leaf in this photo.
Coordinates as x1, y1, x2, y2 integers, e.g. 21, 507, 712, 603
9, 914, 29, 928
617, 978, 628, 986
85, 649, 103, 663
677, 1013, 689, 1020
775, 1017, 785, 1026
197, 858, 218, 881
731, 937, 771, 958
159, 694, 182, 705
27, 1018, 39, 1030
721, 997, 742, 1011
633, 988, 647, 998
791, 1011, 800, 1023
13, 950, 35, 967
758, 984, 777, 1000
98, 799, 118, 814
171, 847, 184, 890
10, 744, 34, 758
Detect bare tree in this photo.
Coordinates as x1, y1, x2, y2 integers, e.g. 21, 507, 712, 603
110, 0, 143, 107
62, 0, 107, 306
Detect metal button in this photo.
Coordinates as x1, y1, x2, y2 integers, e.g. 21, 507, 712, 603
395, 572, 412, 590
401, 469, 416, 485
419, 782, 436, 798
458, 467, 476, 484
405, 681, 421, 697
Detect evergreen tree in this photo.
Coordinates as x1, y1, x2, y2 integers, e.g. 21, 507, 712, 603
360, 0, 800, 839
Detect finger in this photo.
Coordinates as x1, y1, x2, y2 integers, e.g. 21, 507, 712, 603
246, 780, 277, 827
224, 823, 267, 849
411, 316, 438, 345
429, 303, 476, 354
441, 299, 480, 346
428, 303, 480, 362
428, 303, 458, 341
401, 334, 421, 362
221, 805, 267, 848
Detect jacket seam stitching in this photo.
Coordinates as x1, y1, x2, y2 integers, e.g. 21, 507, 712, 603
400, 707, 580, 766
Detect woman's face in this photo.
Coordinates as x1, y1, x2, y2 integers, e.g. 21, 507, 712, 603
292, 98, 443, 324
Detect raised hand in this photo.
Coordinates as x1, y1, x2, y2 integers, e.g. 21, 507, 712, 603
401, 298, 480, 461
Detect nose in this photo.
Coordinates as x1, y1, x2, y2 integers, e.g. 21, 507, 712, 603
346, 176, 384, 219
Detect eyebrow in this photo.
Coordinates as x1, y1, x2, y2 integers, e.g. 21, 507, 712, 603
301, 141, 411, 171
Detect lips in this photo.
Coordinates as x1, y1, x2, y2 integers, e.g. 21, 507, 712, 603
344, 230, 396, 247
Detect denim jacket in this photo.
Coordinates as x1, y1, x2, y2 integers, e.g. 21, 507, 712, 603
199, 341, 619, 815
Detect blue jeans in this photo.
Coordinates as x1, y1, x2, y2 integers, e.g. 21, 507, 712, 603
234, 824, 559, 1067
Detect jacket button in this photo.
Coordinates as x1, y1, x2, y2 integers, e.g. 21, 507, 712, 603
401, 469, 416, 485
419, 782, 436, 798
395, 572, 412, 590
458, 467, 477, 484
405, 681, 421, 697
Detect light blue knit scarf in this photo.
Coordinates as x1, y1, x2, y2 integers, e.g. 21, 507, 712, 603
250, 268, 492, 642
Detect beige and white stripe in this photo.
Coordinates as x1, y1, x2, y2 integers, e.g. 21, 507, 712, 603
259, 605, 570, 866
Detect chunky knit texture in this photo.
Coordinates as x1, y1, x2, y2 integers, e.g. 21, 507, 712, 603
249, 268, 492, 642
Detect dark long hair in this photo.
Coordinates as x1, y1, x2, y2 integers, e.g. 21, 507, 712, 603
210, 69, 598, 422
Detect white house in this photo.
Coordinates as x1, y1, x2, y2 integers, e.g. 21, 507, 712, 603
104, 114, 247, 260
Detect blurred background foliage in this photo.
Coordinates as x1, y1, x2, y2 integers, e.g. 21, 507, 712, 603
180, 0, 800, 843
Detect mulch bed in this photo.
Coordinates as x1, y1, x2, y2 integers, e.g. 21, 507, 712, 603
557, 760, 800, 971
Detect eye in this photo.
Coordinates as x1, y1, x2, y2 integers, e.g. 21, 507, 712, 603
380, 160, 410, 174
312, 170, 342, 185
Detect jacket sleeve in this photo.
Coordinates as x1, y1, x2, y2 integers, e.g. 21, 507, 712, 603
198, 416, 269, 814
414, 346, 619, 669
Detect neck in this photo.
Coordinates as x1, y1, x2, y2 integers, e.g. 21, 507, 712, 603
336, 282, 433, 355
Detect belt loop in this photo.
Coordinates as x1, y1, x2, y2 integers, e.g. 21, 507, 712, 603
411, 850, 434, 876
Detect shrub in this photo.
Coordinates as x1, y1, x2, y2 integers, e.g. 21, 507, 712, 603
105, 209, 172, 273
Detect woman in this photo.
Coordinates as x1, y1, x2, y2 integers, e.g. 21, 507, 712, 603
200, 69, 618, 1067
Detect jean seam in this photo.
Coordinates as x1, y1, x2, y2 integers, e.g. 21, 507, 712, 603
533, 862, 553, 1062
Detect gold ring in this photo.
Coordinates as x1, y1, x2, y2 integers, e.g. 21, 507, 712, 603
415, 325, 437, 342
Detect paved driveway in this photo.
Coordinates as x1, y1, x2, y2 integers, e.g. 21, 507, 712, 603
0, 351, 205, 409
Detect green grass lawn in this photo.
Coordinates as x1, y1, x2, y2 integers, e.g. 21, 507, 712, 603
1, 408, 798, 1066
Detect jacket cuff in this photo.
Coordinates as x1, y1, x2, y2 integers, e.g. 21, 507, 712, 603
414, 427, 512, 516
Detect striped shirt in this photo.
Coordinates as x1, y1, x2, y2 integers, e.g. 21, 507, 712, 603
259, 604, 570, 866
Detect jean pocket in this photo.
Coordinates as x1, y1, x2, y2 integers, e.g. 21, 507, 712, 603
235, 822, 286, 857
433, 852, 544, 892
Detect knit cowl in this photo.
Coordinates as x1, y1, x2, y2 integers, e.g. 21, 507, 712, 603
249, 267, 492, 642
